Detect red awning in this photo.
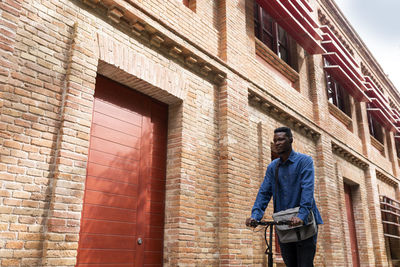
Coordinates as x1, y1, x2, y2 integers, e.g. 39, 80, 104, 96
320, 26, 365, 91
256, 0, 325, 55
298, 0, 313, 12
324, 65, 370, 102
364, 75, 397, 131
322, 41, 362, 81
392, 108, 400, 123
320, 26, 359, 68
323, 52, 365, 89
369, 97, 396, 123
364, 75, 400, 133
280, 0, 321, 39
320, 25, 371, 105
364, 76, 388, 101
365, 87, 392, 115
367, 107, 397, 132
292, 0, 314, 24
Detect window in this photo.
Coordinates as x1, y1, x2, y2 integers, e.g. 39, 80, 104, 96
380, 195, 400, 259
254, 2, 292, 67
367, 105, 384, 143
395, 139, 400, 159
325, 72, 350, 116
178, 0, 195, 11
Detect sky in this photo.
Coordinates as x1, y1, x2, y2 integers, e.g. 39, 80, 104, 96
333, 0, 400, 91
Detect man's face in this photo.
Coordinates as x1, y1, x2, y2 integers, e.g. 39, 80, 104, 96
273, 132, 292, 155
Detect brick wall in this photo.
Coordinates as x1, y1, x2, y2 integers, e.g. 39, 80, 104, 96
0, 0, 399, 266
133, 0, 219, 57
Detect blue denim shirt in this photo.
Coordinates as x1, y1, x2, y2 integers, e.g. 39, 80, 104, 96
251, 150, 323, 225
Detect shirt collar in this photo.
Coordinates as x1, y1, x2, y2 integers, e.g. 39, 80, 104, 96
279, 150, 297, 165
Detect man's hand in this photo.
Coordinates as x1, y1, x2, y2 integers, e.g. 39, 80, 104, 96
289, 216, 303, 227
245, 217, 257, 228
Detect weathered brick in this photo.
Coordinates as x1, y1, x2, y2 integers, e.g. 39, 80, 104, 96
43, 258, 76, 266
0, 174, 14, 186
0, 206, 13, 214
0, 223, 8, 231
0, 189, 11, 197
21, 200, 39, 208
13, 250, 42, 258
1, 0, 399, 266
28, 225, 43, 232
10, 150, 28, 159
15, 176, 33, 184
7, 165, 25, 175
9, 224, 28, 231
0, 233, 16, 240
5, 241, 24, 249
21, 258, 42, 266
23, 184, 41, 192
18, 232, 44, 241
18, 216, 36, 224
3, 198, 21, 206
12, 191, 30, 199
1, 259, 21, 266
3, 140, 22, 150
24, 241, 42, 249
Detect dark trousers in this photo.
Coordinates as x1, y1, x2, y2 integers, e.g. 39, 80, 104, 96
279, 234, 317, 267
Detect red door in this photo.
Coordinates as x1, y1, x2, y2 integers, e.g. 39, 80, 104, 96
76, 75, 168, 266
344, 184, 360, 267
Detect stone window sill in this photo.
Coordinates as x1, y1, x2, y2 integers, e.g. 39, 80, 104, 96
255, 38, 299, 86
328, 102, 352, 130
371, 136, 384, 154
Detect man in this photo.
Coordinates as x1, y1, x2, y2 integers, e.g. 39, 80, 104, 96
246, 127, 323, 267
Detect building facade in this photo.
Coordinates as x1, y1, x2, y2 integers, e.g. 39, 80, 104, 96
1, 0, 399, 266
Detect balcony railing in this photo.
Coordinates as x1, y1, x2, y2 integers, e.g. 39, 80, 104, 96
380, 195, 400, 240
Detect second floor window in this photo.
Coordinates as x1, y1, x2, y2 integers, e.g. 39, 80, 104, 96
179, 0, 192, 9
395, 139, 400, 159
367, 106, 384, 143
254, 2, 292, 67
325, 72, 351, 116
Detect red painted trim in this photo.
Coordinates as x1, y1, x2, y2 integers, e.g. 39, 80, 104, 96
323, 52, 365, 89
322, 41, 363, 82
364, 76, 386, 98
324, 65, 370, 102
280, 0, 321, 39
320, 25, 359, 67
344, 184, 361, 267
290, 0, 314, 22
367, 107, 397, 132
367, 92, 395, 122
364, 75, 399, 133
298, 0, 313, 12
392, 108, 400, 120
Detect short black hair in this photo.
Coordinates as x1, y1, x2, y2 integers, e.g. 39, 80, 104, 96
274, 127, 292, 138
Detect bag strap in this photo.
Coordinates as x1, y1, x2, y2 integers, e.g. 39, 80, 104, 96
273, 162, 280, 212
